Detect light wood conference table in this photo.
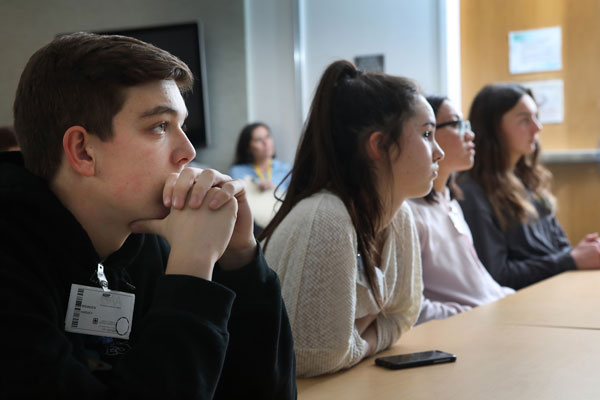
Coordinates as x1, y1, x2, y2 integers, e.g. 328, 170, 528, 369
297, 271, 600, 399
456, 270, 600, 329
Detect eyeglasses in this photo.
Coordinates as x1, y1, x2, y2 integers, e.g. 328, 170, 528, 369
436, 119, 473, 138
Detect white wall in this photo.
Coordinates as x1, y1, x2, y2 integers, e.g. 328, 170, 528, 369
0, 0, 247, 171
440, 0, 462, 107
301, 0, 446, 117
245, 0, 452, 163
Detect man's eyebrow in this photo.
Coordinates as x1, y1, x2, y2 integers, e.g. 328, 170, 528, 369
139, 105, 178, 119
517, 111, 535, 117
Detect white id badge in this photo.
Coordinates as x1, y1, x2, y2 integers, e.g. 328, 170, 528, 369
65, 284, 135, 340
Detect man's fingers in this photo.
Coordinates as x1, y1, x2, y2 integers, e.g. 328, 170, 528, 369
188, 169, 233, 208
209, 179, 246, 210
163, 173, 180, 208
187, 168, 218, 208
171, 168, 197, 209
165, 167, 238, 210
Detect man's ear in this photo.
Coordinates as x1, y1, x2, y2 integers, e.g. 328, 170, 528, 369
366, 131, 386, 161
62, 126, 96, 177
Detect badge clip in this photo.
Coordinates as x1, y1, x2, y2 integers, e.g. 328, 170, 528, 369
97, 263, 111, 293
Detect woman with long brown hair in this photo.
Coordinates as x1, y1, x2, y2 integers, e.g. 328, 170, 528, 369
260, 60, 443, 377
458, 83, 600, 290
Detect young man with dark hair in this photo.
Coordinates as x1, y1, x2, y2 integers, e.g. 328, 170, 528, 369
0, 32, 295, 399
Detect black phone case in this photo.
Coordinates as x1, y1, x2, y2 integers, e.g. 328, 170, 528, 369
375, 351, 456, 370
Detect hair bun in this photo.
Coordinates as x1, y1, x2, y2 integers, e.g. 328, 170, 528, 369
329, 60, 360, 88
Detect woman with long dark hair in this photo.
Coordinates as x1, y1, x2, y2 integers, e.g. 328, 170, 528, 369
409, 96, 514, 325
230, 122, 290, 191
260, 60, 443, 377
458, 83, 600, 290
230, 122, 291, 229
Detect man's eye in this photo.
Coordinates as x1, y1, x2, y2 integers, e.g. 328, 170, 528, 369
424, 130, 432, 138
153, 122, 167, 134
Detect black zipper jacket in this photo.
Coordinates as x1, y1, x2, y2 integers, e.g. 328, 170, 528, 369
0, 152, 296, 399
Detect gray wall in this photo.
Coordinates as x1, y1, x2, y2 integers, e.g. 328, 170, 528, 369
245, 0, 300, 165
0, 0, 247, 171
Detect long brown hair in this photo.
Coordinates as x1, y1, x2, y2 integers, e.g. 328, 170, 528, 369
260, 60, 420, 306
463, 83, 554, 229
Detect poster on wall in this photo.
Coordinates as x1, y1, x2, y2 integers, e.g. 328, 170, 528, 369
354, 54, 385, 73
509, 26, 562, 74
521, 79, 564, 124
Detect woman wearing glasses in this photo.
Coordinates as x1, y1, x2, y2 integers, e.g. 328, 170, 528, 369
457, 83, 600, 290
409, 96, 514, 324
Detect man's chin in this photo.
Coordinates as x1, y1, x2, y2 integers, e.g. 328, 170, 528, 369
129, 208, 170, 231
143, 206, 171, 221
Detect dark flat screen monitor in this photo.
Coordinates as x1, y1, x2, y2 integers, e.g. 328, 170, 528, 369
98, 22, 210, 148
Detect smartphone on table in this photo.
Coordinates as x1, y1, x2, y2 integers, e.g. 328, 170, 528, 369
375, 350, 456, 370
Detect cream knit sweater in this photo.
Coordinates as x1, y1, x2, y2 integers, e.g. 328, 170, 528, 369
264, 191, 422, 377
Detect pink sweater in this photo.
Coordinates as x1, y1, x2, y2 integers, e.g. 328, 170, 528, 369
408, 189, 514, 324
